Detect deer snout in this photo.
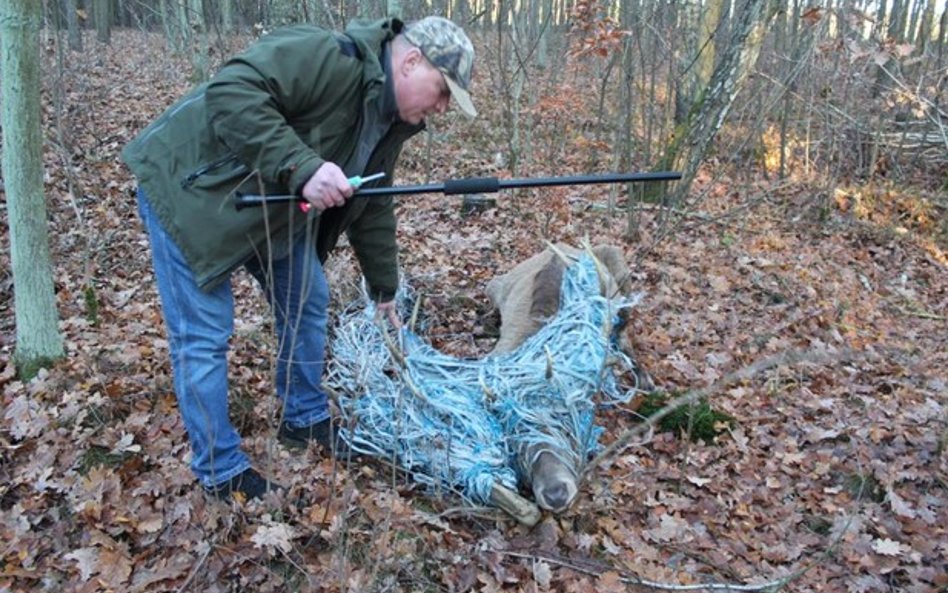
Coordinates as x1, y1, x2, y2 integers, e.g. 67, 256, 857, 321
536, 481, 575, 512
530, 450, 579, 513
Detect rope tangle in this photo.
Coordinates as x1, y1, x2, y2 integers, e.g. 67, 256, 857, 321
326, 254, 643, 505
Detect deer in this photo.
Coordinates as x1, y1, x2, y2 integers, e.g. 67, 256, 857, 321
485, 243, 645, 513
328, 243, 647, 523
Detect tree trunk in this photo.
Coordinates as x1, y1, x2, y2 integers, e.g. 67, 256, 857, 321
0, 0, 65, 376
177, 0, 190, 43
697, 0, 723, 91
935, 6, 947, 115
917, 0, 934, 52
673, 1, 695, 125
675, 0, 724, 126
872, 0, 888, 39
889, 0, 907, 40
618, 0, 639, 239
905, 0, 922, 43
221, 0, 233, 34
189, 0, 209, 82
506, 3, 529, 175
665, 0, 778, 203
455, 0, 470, 26
93, 0, 110, 43
63, 0, 81, 51
537, 17, 549, 70
160, 0, 180, 52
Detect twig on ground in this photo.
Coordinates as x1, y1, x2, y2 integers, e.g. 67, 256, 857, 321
505, 489, 862, 593
587, 347, 858, 473
175, 544, 211, 593
896, 307, 946, 321
502, 549, 786, 591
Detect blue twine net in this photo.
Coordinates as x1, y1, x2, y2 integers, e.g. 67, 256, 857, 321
325, 254, 643, 505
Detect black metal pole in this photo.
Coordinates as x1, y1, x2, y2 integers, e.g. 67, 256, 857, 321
234, 171, 682, 211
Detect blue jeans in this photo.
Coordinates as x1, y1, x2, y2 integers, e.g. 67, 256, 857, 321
137, 188, 330, 488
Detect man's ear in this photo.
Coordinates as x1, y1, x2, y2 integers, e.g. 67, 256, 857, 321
401, 46, 423, 73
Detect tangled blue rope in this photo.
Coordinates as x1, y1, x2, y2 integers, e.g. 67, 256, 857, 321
325, 255, 642, 505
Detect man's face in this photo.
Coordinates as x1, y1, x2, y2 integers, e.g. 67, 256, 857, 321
394, 49, 451, 125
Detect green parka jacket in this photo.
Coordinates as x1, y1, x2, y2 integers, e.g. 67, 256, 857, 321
122, 18, 423, 300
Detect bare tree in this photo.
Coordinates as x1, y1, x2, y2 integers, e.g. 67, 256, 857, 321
93, 0, 110, 43
0, 0, 65, 377
616, 0, 639, 238
63, 0, 82, 51
664, 0, 778, 203
189, 0, 210, 81
221, 0, 235, 34
675, 0, 725, 126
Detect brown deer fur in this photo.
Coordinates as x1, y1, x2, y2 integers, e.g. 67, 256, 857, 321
486, 243, 632, 512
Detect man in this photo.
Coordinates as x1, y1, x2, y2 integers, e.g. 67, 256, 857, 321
122, 16, 476, 501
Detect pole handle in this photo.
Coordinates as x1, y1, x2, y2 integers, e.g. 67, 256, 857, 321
234, 194, 296, 211
443, 177, 500, 195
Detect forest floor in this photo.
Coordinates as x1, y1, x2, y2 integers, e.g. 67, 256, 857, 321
1, 31, 947, 593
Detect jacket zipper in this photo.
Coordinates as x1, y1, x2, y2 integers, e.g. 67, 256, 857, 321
180, 154, 241, 189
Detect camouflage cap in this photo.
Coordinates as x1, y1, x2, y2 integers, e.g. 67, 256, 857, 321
403, 17, 477, 117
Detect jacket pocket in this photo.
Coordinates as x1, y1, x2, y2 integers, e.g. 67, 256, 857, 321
180, 155, 250, 189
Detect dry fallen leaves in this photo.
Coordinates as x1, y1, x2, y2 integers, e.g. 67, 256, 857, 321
0, 27, 945, 593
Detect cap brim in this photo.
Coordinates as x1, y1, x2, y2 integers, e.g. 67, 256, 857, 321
444, 75, 477, 118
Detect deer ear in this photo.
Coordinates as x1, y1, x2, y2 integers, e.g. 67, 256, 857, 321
592, 245, 631, 294
531, 258, 566, 320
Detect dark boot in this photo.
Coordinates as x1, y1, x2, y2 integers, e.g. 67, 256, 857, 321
205, 468, 282, 501
278, 418, 353, 459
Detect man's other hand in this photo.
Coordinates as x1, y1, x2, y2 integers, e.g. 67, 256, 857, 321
375, 300, 401, 329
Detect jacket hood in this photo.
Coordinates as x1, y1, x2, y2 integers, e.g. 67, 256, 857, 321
345, 18, 404, 86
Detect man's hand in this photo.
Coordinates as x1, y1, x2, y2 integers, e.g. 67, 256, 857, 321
301, 162, 354, 211
375, 300, 401, 329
